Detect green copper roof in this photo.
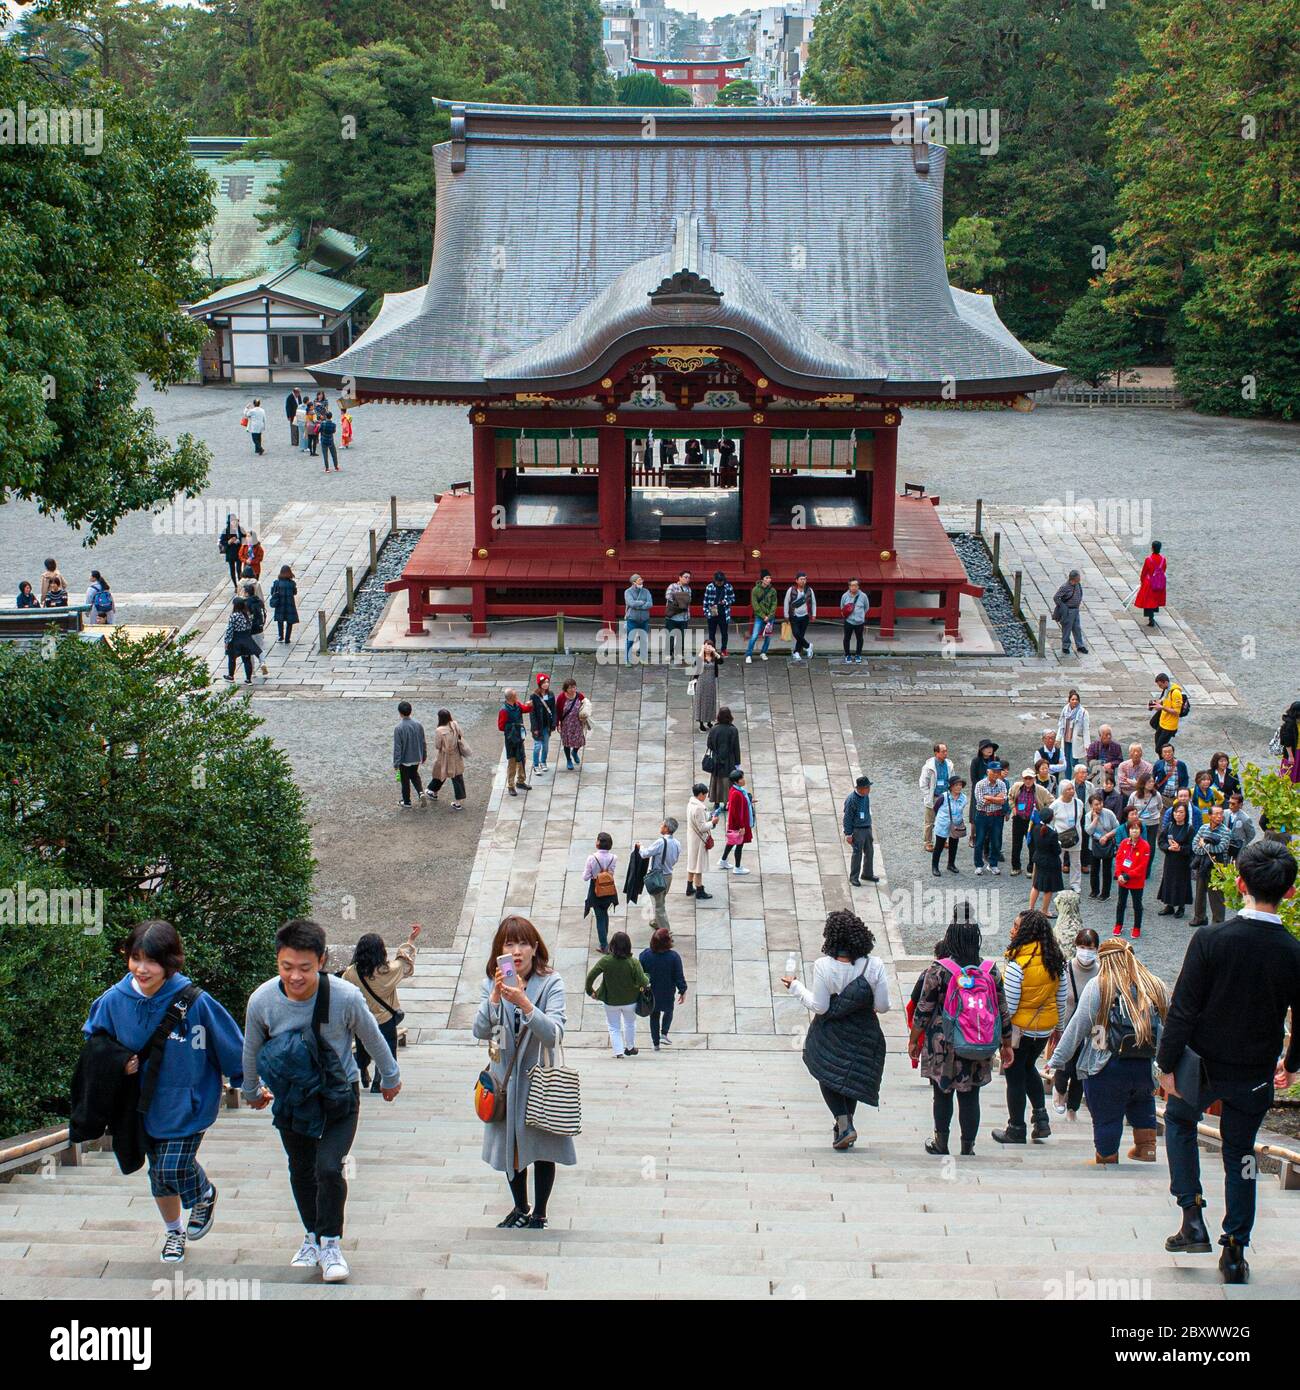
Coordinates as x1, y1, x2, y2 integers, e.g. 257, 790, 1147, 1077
189, 265, 366, 316
189, 138, 366, 284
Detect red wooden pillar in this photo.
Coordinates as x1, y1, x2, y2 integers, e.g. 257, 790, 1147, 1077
472, 422, 496, 548
741, 428, 771, 554
597, 427, 624, 548
406, 583, 428, 637
470, 585, 487, 637
871, 420, 898, 553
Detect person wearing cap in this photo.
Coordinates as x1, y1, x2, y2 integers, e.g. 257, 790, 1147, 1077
969, 738, 999, 833
973, 759, 1009, 876
843, 774, 878, 887
1052, 568, 1088, 655
1010, 766, 1051, 877
931, 776, 968, 876
528, 672, 556, 776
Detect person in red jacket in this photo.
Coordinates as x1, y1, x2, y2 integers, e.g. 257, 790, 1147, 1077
1113, 816, 1153, 940
1134, 541, 1167, 628
720, 769, 755, 875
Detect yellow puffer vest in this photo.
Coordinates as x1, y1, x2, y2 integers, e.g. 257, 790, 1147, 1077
1010, 942, 1059, 1032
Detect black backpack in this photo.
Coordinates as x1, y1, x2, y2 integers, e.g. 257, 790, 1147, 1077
1106, 992, 1157, 1060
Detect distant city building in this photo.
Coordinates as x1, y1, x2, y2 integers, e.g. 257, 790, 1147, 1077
631, 4, 675, 60
601, 3, 634, 73
753, 1, 821, 102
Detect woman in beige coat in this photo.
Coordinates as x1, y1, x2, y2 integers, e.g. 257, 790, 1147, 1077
685, 783, 717, 902
430, 707, 468, 809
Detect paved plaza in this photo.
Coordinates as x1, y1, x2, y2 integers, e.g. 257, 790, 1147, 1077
2, 387, 1298, 1299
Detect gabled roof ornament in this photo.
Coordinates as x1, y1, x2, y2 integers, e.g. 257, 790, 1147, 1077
649, 213, 722, 304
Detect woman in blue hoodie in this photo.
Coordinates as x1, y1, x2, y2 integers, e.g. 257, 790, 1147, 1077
82, 919, 245, 1264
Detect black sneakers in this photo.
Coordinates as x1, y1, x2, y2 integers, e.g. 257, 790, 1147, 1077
186, 1186, 217, 1241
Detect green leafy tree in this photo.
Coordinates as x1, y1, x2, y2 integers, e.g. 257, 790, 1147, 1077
0, 29, 213, 540
1212, 763, 1300, 942
1105, 0, 1300, 419
943, 215, 1005, 291
715, 78, 759, 107
0, 833, 109, 1136
0, 632, 315, 1018
1047, 287, 1143, 388
615, 71, 695, 107
802, 0, 1142, 340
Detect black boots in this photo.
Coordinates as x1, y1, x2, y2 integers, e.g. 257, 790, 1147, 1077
1030, 1109, 1052, 1141
924, 1133, 949, 1156
1165, 1201, 1212, 1254
992, 1123, 1027, 1145
1219, 1238, 1249, 1284
960, 1139, 976, 1156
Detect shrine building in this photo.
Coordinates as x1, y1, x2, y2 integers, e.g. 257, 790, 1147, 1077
312, 100, 1063, 639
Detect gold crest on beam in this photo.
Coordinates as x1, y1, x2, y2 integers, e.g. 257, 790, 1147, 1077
649, 346, 720, 374
515, 393, 557, 404
815, 394, 854, 406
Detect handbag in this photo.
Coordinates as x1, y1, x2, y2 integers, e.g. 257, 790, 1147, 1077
725, 828, 745, 846
356, 970, 403, 1026
635, 982, 654, 1018
762, 618, 774, 637
524, 1041, 582, 1136
454, 722, 471, 758
945, 793, 966, 838
702, 751, 716, 773
780, 620, 793, 642
474, 1006, 523, 1124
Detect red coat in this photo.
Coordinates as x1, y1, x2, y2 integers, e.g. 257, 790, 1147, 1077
726, 785, 754, 843
1115, 834, 1152, 890
1135, 553, 1166, 611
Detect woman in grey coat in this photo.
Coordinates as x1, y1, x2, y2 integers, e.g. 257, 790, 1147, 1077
472, 916, 575, 1229
692, 637, 723, 730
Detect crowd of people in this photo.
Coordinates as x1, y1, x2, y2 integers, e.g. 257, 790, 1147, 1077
241, 388, 353, 467
218, 513, 299, 683
916, 682, 1300, 941
13, 558, 117, 623
624, 567, 879, 667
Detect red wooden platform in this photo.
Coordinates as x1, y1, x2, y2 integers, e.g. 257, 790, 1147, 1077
389, 493, 980, 638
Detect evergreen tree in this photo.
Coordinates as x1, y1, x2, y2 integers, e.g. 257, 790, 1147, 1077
1047, 288, 1142, 389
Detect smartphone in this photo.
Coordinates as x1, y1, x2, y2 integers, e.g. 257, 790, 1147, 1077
497, 954, 517, 982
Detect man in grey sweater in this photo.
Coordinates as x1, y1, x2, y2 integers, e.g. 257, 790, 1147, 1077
243, 918, 401, 1283
624, 573, 653, 665
393, 700, 427, 808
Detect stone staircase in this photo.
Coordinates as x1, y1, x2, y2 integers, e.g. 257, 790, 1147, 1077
4, 1045, 1298, 1300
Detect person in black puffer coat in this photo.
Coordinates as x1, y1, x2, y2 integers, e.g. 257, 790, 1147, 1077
781, 910, 891, 1150
705, 707, 741, 812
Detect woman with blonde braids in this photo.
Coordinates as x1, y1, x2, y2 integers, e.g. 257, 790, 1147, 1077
1047, 938, 1170, 1166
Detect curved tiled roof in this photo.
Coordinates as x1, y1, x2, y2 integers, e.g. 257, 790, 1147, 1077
314, 102, 1061, 398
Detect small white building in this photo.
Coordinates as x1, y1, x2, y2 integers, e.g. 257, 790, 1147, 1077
188, 266, 366, 386
185, 137, 368, 384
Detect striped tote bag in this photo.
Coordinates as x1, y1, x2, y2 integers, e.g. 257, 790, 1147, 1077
524, 1042, 582, 1137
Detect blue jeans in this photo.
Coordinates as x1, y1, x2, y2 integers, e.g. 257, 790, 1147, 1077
1060, 609, 1085, 651
650, 1000, 675, 1046
1165, 1072, 1273, 1243
532, 732, 550, 768
1082, 1055, 1157, 1158
745, 617, 771, 657
973, 811, 1004, 868
1064, 747, 1076, 775
591, 901, 610, 951
625, 621, 649, 664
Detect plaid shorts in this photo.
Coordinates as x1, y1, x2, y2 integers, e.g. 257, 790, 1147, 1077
145, 1133, 210, 1206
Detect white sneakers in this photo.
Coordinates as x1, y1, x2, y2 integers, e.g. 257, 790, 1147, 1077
291, 1236, 320, 1267
291, 1233, 349, 1281
745, 655, 753, 663
733, 866, 751, 875
319, 1241, 350, 1282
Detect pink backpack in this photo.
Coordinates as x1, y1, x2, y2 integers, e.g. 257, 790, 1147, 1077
938, 958, 1002, 1059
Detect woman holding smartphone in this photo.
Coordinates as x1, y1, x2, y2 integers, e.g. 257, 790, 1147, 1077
472, 916, 574, 1230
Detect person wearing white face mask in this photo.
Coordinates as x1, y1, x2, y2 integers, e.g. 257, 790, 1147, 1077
1051, 929, 1100, 1120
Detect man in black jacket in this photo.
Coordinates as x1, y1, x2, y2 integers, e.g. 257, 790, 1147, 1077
285, 387, 303, 446
1157, 839, 1300, 1284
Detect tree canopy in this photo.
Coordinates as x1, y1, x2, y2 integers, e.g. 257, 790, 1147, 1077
615, 71, 695, 108
0, 20, 213, 540
802, 0, 1142, 341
